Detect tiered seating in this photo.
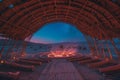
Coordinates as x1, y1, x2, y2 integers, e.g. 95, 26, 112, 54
76, 56, 116, 68
0, 71, 20, 80
67, 56, 84, 62
94, 61, 117, 68
87, 58, 120, 80
15, 59, 42, 65
20, 58, 51, 63
0, 57, 51, 80
98, 64, 120, 80
1, 60, 35, 71
77, 56, 120, 80
99, 64, 120, 73
87, 58, 111, 68
78, 57, 100, 64
68, 56, 91, 62
70, 55, 101, 65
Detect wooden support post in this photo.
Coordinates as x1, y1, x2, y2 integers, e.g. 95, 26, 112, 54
110, 39, 120, 59
93, 38, 100, 57
20, 35, 32, 57
0, 38, 9, 59
102, 48, 106, 59
83, 35, 95, 56
5, 39, 17, 60
106, 41, 113, 60
101, 41, 107, 59
20, 41, 27, 57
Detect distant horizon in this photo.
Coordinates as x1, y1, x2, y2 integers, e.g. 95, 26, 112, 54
29, 40, 87, 44
30, 22, 86, 44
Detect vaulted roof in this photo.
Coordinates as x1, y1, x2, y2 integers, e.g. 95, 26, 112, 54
0, 0, 120, 40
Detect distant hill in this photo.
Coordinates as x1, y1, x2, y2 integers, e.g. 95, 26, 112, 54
0, 39, 119, 59
0, 39, 52, 54
0, 39, 47, 45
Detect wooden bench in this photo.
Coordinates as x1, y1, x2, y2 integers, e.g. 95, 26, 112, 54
98, 64, 120, 80
99, 64, 120, 73
69, 57, 91, 62
67, 56, 84, 61
0, 71, 20, 80
15, 59, 42, 65
87, 59, 110, 68
20, 58, 50, 63
79, 58, 100, 64
2, 61, 35, 71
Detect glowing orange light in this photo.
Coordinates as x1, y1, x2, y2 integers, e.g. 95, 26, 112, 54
21, 53, 26, 57
48, 48, 76, 58
0, 60, 4, 64
13, 56, 16, 60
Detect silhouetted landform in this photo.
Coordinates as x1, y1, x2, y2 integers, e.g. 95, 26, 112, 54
0, 39, 119, 59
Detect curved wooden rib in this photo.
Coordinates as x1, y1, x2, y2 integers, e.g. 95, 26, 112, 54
0, 0, 120, 39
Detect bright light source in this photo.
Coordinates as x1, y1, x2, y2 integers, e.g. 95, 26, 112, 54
48, 48, 76, 58
0, 60, 4, 64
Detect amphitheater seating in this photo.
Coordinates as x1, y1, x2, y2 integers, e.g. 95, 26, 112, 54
87, 58, 110, 68
68, 56, 91, 62
20, 58, 51, 63
99, 64, 120, 73
15, 59, 42, 65
1, 61, 35, 71
0, 71, 20, 80
98, 63, 120, 80
78, 57, 100, 64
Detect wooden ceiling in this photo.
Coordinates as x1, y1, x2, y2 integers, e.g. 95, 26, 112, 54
0, 0, 120, 40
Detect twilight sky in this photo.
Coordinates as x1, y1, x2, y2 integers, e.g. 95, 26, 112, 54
30, 22, 86, 44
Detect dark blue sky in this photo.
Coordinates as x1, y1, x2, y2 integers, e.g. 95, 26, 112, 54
30, 22, 86, 44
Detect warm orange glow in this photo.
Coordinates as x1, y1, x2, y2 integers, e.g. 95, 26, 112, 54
21, 52, 26, 57
48, 49, 76, 58
13, 56, 16, 60
0, 60, 4, 64
105, 58, 109, 61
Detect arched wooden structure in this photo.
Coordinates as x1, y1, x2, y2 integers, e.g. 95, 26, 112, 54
0, 0, 120, 40
0, 1, 120, 80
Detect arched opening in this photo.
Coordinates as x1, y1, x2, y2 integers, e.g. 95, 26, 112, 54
25, 21, 118, 59
0, 0, 120, 80
29, 22, 90, 57
31, 22, 86, 43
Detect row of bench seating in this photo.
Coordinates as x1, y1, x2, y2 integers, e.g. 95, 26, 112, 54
0, 57, 51, 80
67, 55, 120, 80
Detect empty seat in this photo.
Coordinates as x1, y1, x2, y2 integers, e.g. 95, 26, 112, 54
15, 59, 42, 65
79, 58, 100, 64
98, 63, 120, 80
88, 58, 110, 68
69, 56, 92, 62
99, 64, 120, 73
1, 60, 35, 71
20, 58, 50, 63
0, 71, 20, 80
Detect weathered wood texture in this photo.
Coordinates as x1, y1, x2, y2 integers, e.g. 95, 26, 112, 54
39, 59, 84, 80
